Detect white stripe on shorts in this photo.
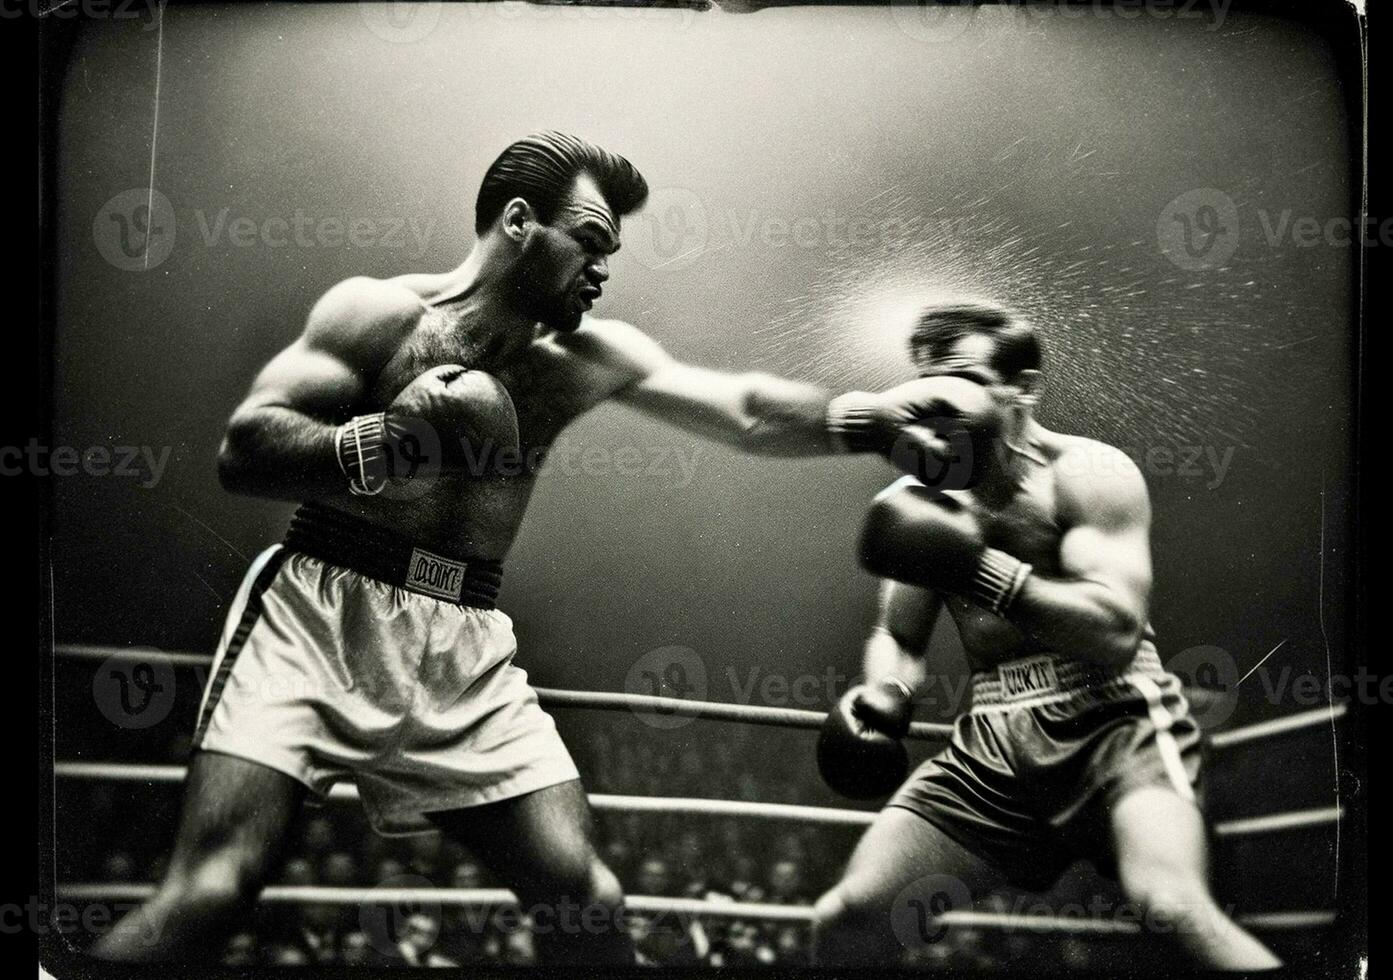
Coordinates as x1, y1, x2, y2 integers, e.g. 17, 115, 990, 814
1128, 673, 1195, 802
194, 544, 283, 727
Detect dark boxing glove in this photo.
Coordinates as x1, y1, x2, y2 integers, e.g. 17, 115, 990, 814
826, 375, 1001, 491
817, 677, 915, 800
336, 366, 520, 494
859, 483, 1032, 616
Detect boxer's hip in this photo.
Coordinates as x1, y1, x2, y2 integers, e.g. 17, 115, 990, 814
959, 641, 1196, 783
966, 640, 1176, 714
194, 505, 518, 744
888, 642, 1200, 886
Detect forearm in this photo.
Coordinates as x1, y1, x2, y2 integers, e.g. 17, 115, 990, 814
626, 365, 836, 457
734, 373, 837, 456
1003, 575, 1145, 668
217, 405, 345, 501
862, 626, 930, 692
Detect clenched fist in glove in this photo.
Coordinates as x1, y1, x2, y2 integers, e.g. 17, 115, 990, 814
817, 677, 915, 799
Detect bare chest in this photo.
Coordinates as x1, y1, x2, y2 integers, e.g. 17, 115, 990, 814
371, 310, 609, 456
963, 478, 1064, 576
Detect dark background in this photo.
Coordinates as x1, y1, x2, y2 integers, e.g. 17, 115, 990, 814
42, 2, 1359, 964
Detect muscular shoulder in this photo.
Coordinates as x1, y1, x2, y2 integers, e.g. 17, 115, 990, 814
1051, 435, 1150, 531
303, 276, 424, 362
554, 316, 673, 384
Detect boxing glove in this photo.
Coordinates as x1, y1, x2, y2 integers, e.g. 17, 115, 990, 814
860, 483, 1031, 616
337, 366, 520, 493
827, 375, 1001, 491
817, 679, 914, 800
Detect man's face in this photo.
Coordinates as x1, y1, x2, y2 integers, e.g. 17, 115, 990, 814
917, 333, 1024, 410
915, 332, 998, 382
517, 172, 620, 332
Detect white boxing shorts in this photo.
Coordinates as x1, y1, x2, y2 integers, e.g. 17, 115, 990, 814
193, 503, 579, 835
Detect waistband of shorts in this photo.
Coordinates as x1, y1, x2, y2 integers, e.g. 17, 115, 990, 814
970, 642, 1166, 710
283, 503, 502, 609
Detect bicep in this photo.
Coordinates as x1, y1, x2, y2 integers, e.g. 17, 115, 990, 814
1054, 456, 1153, 612
594, 320, 756, 431
232, 279, 406, 422
237, 338, 367, 421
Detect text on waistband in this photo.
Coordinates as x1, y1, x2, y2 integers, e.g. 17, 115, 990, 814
406, 548, 468, 602
997, 656, 1061, 701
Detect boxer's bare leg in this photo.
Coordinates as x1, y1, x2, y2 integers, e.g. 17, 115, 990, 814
1112, 785, 1280, 969
427, 779, 632, 965
90, 752, 304, 961
812, 806, 1004, 966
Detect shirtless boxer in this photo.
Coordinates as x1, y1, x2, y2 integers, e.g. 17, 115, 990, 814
811, 302, 1281, 969
92, 132, 844, 964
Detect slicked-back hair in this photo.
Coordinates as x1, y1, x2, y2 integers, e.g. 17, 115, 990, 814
909, 300, 1043, 382
475, 131, 649, 234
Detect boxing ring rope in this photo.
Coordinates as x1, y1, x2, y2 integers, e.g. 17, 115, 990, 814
54, 643, 1346, 749
51, 882, 1335, 935
1207, 703, 1347, 749
52, 761, 1344, 839
52, 643, 1347, 939
55, 643, 955, 740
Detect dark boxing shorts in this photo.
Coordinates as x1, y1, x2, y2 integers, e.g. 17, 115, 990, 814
887, 641, 1200, 891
